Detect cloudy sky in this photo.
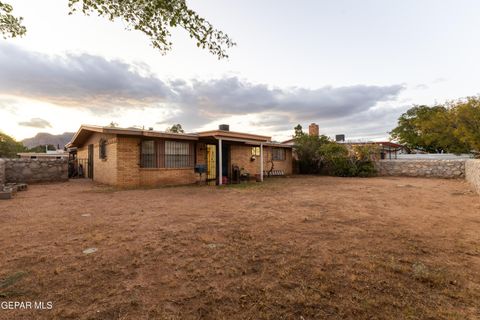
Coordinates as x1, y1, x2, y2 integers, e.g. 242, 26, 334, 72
1, 0, 480, 141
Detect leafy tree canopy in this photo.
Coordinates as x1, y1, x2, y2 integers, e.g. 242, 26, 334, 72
0, 132, 26, 158
293, 132, 331, 174
293, 124, 304, 138
451, 97, 480, 153
0, 1, 26, 38
1, 0, 235, 59
390, 99, 479, 154
166, 123, 184, 133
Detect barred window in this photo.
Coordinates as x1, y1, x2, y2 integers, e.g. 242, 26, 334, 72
164, 141, 193, 168
140, 140, 156, 168
99, 139, 107, 160
140, 140, 193, 168
272, 148, 286, 161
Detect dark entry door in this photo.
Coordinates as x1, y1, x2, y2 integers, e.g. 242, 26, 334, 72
221, 144, 229, 178
87, 144, 94, 179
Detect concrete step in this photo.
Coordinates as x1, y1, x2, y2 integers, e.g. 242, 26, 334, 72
0, 191, 12, 200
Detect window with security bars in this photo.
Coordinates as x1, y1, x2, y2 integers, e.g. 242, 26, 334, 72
272, 147, 286, 161
140, 140, 194, 168
140, 140, 156, 168
99, 139, 107, 159
164, 141, 193, 168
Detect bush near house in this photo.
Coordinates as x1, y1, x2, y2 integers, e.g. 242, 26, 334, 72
293, 128, 378, 177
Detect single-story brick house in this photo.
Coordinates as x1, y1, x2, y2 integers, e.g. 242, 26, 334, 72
66, 125, 293, 187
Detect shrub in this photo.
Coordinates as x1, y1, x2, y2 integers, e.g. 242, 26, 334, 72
355, 160, 377, 177
292, 125, 378, 177
317, 142, 378, 177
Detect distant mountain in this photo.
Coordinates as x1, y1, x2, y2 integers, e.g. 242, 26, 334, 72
22, 132, 75, 149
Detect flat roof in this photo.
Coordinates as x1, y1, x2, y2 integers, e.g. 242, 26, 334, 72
67, 125, 199, 147
197, 130, 271, 142
67, 125, 294, 148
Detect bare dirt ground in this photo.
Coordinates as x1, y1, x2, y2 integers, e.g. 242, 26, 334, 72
0, 176, 479, 320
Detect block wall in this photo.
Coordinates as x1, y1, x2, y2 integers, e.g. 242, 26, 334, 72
376, 160, 465, 178
465, 159, 480, 195
4, 159, 68, 183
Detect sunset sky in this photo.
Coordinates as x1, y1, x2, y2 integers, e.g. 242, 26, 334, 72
1, 0, 480, 142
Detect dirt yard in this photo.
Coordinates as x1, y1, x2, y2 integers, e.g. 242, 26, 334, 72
0, 176, 479, 319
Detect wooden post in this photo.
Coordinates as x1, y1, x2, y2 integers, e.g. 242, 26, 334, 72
218, 138, 222, 185
260, 143, 264, 182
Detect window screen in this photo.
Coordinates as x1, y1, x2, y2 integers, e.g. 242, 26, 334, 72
272, 148, 286, 161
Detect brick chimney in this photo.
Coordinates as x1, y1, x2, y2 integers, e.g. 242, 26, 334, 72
309, 123, 319, 136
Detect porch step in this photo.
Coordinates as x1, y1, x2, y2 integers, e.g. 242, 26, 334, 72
0, 191, 13, 200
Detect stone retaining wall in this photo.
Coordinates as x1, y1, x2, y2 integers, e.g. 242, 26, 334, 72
376, 159, 465, 179
0, 159, 5, 186
4, 159, 68, 183
465, 159, 480, 195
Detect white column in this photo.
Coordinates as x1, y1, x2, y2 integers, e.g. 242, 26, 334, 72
260, 143, 264, 182
218, 138, 223, 185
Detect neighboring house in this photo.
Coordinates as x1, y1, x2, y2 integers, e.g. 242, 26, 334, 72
282, 123, 408, 161
17, 151, 69, 160
340, 141, 407, 160
66, 125, 293, 187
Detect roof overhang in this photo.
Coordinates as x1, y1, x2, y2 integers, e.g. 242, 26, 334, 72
197, 130, 271, 143
66, 125, 199, 147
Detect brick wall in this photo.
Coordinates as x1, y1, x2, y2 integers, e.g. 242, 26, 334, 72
76, 137, 292, 187
465, 159, 480, 195
116, 136, 141, 187
263, 147, 293, 175
4, 159, 68, 183
196, 142, 207, 165
140, 168, 197, 186
229, 145, 293, 177
230, 145, 259, 176
77, 132, 118, 185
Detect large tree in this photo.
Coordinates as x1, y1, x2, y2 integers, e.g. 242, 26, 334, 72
0, 0, 235, 59
0, 132, 26, 158
390, 100, 479, 154
452, 97, 480, 153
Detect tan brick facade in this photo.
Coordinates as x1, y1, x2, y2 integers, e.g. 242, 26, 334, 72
229, 145, 293, 177
74, 131, 292, 187
77, 133, 118, 185
263, 146, 293, 175
140, 168, 197, 186
77, 134, 198, 187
